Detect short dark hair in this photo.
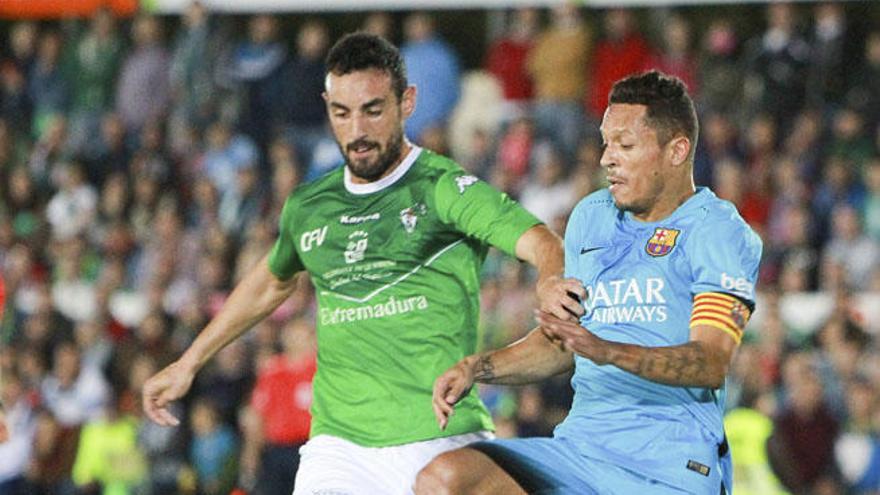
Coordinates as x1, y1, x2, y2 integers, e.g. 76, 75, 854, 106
609, 71, 699, 158
325, 32, 407, 101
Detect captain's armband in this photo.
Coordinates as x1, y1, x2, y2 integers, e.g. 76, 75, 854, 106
690, 292, 751, 345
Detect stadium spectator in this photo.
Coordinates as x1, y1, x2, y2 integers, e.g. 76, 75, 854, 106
526, 4, 590, 163
229, 14, 289, 149
28, 30, 67, 137
768, 353, 841, 493
169, 1, 223, 132
70, 383, 147, 495
115, 15, 171, 134
64, 7, 123, 157
401, 13, 461, 143
861, 157, 880, 241
587, 8, 650, 119
644, 13, 698, 95
189, 397, 238, 495
821, 204, 880, 292
485, 8, 537, 120
805, 1, 854, 111
696, 19, 742, 115
45, 162, 97, 241
519, 142, 577, 225
846, 30, 880, 130
0, 370, 37, 495
242, 317, 316, 495
742, 2, 810, 131
280, 20, 330, 169
40, 340, 110, 428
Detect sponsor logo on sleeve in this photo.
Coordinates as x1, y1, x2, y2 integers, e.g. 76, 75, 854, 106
721, 272, 754, 297
454, 175, 479, 194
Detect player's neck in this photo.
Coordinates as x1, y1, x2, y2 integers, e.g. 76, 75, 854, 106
350, 141, 413, 185
633, 177, 696, 223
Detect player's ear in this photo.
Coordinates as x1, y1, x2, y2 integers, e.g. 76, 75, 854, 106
401, 85, 416, 119
668, 135, 691, 167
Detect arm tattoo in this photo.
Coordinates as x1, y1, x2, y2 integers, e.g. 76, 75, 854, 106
633, 341, 715, 387
474, 354, 496, 383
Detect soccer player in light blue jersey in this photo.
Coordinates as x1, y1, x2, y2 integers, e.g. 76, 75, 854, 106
415, 71, 762, 495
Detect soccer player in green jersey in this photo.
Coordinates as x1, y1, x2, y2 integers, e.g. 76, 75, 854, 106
142, 33, 583, 494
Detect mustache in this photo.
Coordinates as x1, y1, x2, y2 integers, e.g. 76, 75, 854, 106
346, 139, 380, 152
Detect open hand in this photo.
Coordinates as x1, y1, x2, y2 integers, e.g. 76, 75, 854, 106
432, 357, 477, 430
142, 360, 196, 426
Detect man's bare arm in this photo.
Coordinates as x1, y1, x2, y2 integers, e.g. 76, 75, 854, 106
142, 253, 299, 426
539, 312, 738, 389
514, 225, 586, 320
177, 253, 299, 371
471, 327, 574, 385
432, 327, 572, 429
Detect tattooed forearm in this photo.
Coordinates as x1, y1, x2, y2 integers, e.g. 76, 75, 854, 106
610, 341, 725, 388
473, 354, 496, 383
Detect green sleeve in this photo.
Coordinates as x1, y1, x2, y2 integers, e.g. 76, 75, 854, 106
268, 195, 305, 280
435, 171, 541, 257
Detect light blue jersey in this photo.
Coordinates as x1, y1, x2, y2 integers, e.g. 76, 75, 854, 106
473, 187, 762, 494
561, 187, 760, 491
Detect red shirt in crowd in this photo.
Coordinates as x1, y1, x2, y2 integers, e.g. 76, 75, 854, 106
587, 34, 651, 118
486, 38, 534, 102
250, 354, 317, 445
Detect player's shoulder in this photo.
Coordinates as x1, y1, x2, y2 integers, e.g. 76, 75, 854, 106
293, 166, 346, 200
422, 149, 472, 182
571, 188, 617, 220
423, 149, 488, 195
690, 188, 762, 250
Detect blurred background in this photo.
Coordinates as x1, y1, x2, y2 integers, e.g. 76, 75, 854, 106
0, 0, 879, 494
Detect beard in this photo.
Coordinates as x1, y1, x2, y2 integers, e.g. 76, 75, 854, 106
342, 129, 405, 182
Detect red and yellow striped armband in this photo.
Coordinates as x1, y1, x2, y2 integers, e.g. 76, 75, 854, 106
690, 292, 751, 344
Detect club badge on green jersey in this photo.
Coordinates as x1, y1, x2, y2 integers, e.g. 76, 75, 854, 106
400, 203, 427, 233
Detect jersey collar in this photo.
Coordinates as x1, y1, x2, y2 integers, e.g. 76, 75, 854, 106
344, 144, 422, 195
622, 187, 713, 226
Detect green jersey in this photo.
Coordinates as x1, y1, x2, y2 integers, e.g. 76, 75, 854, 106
268, 146, 541, 447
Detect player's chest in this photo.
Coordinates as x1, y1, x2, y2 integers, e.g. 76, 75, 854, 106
576, 225, 692, 297
293, 190, 449, 284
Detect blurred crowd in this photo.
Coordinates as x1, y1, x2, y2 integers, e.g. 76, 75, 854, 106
0, 2, 879, 494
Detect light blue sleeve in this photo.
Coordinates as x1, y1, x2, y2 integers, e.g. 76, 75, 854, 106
688, 214, 763, 306
563, 202, 586, 279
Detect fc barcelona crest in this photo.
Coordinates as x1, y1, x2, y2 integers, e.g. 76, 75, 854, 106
645, 227, 680, 257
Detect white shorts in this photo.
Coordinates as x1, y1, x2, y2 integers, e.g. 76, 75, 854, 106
292, 431, 493, 495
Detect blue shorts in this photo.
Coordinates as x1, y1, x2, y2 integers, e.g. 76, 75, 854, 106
470, 436, 702, 495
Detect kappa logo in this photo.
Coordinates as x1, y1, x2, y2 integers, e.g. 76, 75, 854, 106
400, 203, 427, 233
455, 175, 479, 194
645, 227, 680, 257
340, 212, 381, 224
